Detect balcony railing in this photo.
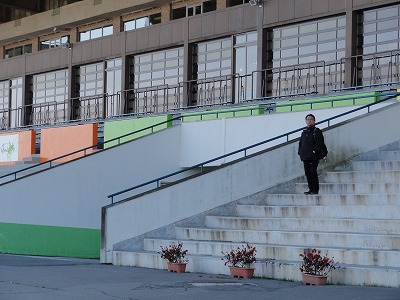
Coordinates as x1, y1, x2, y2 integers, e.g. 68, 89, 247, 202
1, 52, 400, 131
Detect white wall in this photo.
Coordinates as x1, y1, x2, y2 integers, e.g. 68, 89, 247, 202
180, 103, 391, 167
101, 102, 400, 263
0, 126, 183, 229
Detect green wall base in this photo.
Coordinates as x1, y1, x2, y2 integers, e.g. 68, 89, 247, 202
0, 222, 100, 258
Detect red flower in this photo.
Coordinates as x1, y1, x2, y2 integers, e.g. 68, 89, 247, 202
159, 242, 188, 263
299, 248, 337, 276
221, 243, 257, 268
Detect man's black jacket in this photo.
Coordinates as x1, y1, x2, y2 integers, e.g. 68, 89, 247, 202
298, 125, 325, 161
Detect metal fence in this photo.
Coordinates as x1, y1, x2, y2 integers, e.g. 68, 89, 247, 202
2, 52, 400, 130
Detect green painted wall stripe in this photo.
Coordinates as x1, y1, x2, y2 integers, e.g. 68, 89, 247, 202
182, 105, 264, 122
0, 222, 100, 258
104, 115, 173, 149
275, 92, 381, 113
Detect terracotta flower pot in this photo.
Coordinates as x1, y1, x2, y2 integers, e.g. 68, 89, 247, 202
301, 273, 328, 285
229, 267, 255, 278
167, 262, 187, 273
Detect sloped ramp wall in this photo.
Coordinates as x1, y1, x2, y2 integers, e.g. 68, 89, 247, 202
0, 125, 184, 258
101, 102, 400, 263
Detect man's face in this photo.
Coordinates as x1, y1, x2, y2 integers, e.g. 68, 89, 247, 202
305, 116, 315, 127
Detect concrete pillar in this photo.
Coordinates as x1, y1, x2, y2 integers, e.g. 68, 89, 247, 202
161, 4, 171, 22
344, 1, 357, 88
256, 5, 265, 99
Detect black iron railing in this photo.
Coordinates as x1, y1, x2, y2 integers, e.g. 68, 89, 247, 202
106, 91, 400, 204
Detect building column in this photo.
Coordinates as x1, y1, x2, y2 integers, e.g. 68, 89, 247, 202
113, 16, 123, 33
256, 4, 265, 98
344, 1, 357, 87
183, 18, 191, 107
161, 3, 171, 22
121, 33, 128, 114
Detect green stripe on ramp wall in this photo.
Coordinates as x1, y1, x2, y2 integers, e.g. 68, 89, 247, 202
104, 115, 173, 149
181, 105, 264, 122
0, 222, 100, 258
275, 92, 381, 113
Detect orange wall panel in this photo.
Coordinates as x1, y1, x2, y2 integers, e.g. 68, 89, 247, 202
40, 124, 98, 162
0, 130, 36, 165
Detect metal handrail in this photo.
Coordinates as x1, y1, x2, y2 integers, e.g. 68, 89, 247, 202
0, 116, 178, 182
1, 90, 398, 184
107, 91, 400, 204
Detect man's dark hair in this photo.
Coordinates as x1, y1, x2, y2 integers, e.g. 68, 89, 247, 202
305, 114, 315, 121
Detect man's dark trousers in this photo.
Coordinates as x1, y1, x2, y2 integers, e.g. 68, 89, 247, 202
303, 160, 319, 193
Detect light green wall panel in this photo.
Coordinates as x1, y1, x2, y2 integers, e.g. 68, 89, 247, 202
104, 115, 173, 148
182, 105, 264, 122
276, 92, 381, 113
0, 222, 100, 258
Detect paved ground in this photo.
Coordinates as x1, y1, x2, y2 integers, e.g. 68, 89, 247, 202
0, 254, 399, 300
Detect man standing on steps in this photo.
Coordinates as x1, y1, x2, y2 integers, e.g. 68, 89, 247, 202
298, 113, 325, 195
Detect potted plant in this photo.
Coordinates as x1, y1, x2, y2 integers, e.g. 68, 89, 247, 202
159, 241, 188, 273
299, 248, 337, 285
221, 243, 257, 278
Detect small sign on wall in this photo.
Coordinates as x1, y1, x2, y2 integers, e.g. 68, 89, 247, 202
0, 135, 18, 162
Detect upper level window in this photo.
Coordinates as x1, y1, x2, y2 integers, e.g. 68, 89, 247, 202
80, 25, 113, 41
172, 0, 216, 20
5, 44, 32, 59
227, 0, 249, 7
41, 36, 69, 50
124, 13, 161, 31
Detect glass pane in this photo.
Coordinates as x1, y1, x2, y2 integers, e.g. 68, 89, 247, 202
103, 26, 113, 36
124, 20, 136, 31
149, 13, 161, 25
247, 45, 257, 72
235, 47, 246, 74
80, 31, 90, 41
377, 19, 398, 31
300, 23, 317, 34
136, 17, 147, 29
91, 28, 102, 39
377, 7, 398, 18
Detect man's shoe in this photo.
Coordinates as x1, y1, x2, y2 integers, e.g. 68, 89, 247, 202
304, 191, 312, 195
310, 192, 319, 195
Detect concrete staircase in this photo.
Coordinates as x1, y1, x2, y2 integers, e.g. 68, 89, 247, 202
113, 142, 400, 287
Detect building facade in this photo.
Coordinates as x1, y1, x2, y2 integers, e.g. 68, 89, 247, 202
0, 0, 399, 130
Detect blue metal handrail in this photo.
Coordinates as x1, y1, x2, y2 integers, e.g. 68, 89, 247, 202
0, 90, 397, 183
107, 91, 400, 204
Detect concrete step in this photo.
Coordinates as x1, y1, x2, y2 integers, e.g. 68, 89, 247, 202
260, 193, 400, 206
22, 154, 41, 164
112, 251, 400, 287
205, 215, 400, 234
296, 182, 400, 194
324, 170, 400, 183
111, 140, 400, 288
174, 227, 400, 250
350, 160, 400, 171
142, 238, 400, 268
235, 204, 400, 220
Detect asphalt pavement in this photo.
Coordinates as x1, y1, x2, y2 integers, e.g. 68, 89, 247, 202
0, 254, 399, 300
